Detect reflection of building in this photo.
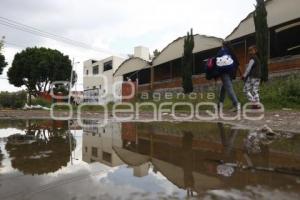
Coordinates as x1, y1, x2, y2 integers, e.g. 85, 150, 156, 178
82, 123, 123, 167
114, 122, 300, 196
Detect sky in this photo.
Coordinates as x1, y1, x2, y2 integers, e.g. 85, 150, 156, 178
0, 0, 256, 92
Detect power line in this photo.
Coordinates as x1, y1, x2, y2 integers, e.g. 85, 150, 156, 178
0, 16, 124, 57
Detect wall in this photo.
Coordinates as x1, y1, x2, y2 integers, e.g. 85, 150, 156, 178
138, 75, 211, 93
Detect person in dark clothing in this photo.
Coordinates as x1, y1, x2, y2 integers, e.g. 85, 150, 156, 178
217, 41, 241, 112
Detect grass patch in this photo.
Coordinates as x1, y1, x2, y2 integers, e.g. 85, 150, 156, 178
230, 73, 300, 110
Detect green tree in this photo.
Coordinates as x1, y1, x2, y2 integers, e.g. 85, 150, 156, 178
0, 37, 8, 74
7, 47, 76, 103
182, 29, 194, 94
254, 0, 269, 82
153, 49, 160, 59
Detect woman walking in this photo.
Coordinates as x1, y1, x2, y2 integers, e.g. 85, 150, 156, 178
217, 41, 241, 112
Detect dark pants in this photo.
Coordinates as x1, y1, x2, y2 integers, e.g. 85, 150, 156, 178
219, 73, 239, 107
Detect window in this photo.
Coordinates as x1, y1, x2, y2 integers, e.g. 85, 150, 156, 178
102, 152, 112, 163
154, 63, 171, 81
99, 85, 101, 89
171, 59, 181, 78
103, 61, 113, 71
93, 65, 99, 75
270, 24, 300, 58
86, 70, 89, 75
92, 147, 98, 157
85, 146, 88, 153
138, 68, 151, 85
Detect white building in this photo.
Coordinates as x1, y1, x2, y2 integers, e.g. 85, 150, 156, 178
83, 56, 125, 103
83, 47, 150, 103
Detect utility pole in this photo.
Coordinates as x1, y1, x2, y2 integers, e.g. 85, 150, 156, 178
68, 58, 75, 105
68, 58, 79, 165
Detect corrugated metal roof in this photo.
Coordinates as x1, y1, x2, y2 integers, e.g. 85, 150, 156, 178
152, 34, 223, 67
113, 57, 151, 76
226, 0, 300, 41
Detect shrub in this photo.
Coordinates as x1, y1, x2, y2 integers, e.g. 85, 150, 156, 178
0, 91, 27, 109
31, 97, 51, 108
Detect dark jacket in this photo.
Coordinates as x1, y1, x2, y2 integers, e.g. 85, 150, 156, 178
249, 55, 262, 79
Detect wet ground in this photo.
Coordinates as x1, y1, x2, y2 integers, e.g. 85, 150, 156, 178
0, 119, 300, 200
1, 110, 300, 133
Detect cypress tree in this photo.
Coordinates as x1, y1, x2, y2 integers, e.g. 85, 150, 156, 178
182, 29, 194, 94
254, 0, 269, 82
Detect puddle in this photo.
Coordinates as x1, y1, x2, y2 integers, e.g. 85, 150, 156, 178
0, 119, 300, 200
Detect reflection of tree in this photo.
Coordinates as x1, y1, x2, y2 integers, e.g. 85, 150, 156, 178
5, 120, 76, 175
182, 131, 194, 197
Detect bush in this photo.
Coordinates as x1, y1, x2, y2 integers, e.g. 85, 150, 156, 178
31, 97, 51, 108
0, 91, 27, 109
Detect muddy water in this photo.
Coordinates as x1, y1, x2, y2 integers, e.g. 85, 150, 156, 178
0, 120, 300, 200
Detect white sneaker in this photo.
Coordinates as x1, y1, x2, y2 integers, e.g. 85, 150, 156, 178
230, 103, 241, 112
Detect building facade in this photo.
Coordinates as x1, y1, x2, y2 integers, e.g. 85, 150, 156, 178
83, 56, 125, 103
225, 0, 300, 76
114, 0, 300, 96
114, 35, 223, 94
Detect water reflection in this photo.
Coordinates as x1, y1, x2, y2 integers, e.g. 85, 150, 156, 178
82, 123, 123, 167
0, 119, 300, 199
4, 120, 76, 175
81, 121, 300, 198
